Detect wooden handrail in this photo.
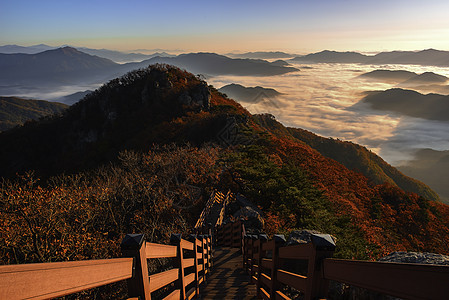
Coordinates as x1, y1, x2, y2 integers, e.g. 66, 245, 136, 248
3, 193, 449, 300
122, 234, 213, 300
323, 258, 449, 300
0, 258, 133, 299
232, 221, 449, 300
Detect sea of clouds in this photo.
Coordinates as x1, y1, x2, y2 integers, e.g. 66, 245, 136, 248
208, 62, 449, 165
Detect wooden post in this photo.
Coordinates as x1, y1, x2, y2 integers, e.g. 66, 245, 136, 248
121, 234, 150, 300
194, 236, 201, 295
206, 230, 212, 270
256, 234, 268, 299
202, 236, 207, 283
243, 235, 248, 271
251, 236, 260, 285
270, 234, 286, 299
305, 234, 336, 300
171, 234, 186, 299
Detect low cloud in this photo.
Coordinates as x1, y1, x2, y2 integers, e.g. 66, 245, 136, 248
208, 62, 449, 165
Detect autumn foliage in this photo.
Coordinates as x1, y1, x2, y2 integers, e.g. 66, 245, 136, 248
1, 65, 449, 299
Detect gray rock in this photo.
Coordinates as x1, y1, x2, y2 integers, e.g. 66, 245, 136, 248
233, 206, 264, 230
287, 229, 327, 245
191, 83, 211, 110
178, 92, 192, 106
378, 251, 449, 265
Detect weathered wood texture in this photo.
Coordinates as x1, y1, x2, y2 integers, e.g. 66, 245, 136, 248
0, 258, 133, 299
201, 247, 257, 299
324, 258, 449, 300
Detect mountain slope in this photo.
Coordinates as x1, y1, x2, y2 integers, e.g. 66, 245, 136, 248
0, 44, 55, 54
0, 96, 68, 132
360, 88, 449, 121
359, 70, 417, 82
290, 49, 449, 67
0, 47, 118, 84
399, 149, 449, 203
0, 65, 220, 177
75, 47, 174, 63
291, 50, 366, 63
218, 83, 281, 103
285, 126, 439, 201
401, 72, 448, 85
1, 64, 448, 262
228, 51, 294, 59
131, 52, 299, 76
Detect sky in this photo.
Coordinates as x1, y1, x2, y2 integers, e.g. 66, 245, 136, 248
1, 0, 449, 53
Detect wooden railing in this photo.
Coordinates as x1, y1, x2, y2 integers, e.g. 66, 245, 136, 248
122, 233, 212, 300
0, 232, 213, 300
237, 226, 449, 300
215, 219, 243, 249
0, 258, 134, 299
2, 204, 449, 299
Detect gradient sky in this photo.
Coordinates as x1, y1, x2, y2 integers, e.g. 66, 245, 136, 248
1, 0, 449, 53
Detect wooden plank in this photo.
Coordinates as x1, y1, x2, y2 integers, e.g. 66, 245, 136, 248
149, 269, 179, 292
184, 258, 194, 268
260, 273, 272, 289
323, 258, 449, 300
197, 264, 204, 272
185, 273, 195, 286
275, 290, 291, 300
261, 258, 272, 270
278, 243, 313, 259
0, 258, 133, 300
262, 241, 274, 251
163, 289, 180, 300
193, 238, 200, 295
260, 287, 270, 300
277, 269, 307, 292
186, 286, 196, 300
181, 239, 194, 251
146, 243, 177, 259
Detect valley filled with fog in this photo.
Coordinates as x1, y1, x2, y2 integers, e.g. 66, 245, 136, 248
209, 62, 449, 166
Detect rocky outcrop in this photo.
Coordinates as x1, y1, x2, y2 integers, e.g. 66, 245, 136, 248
379, 251, 449, 265
177, 83, 210, 111
233, 206, 264, 230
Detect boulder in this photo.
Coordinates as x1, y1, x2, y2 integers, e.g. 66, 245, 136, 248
233, 206, 264, 230
287, 229, 336, 245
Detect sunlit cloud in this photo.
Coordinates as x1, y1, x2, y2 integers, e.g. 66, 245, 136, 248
208, 62, 449, 165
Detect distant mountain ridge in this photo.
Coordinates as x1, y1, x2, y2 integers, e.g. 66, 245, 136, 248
291, 50, 367, 63
291, 49, 449, 67
360, 88, 449, 121
0, 44, 174, 63
0, 96, 68, 132
133, 52, 299, 76
228, 51, 294, 59
0, 44, 55, 54
359, 70, 418, 82
0, 47, 118, 85
0, 48, 299, 93
218, 83, 282, 103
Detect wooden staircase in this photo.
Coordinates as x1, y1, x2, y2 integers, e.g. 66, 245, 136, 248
1, 190, 449, 299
